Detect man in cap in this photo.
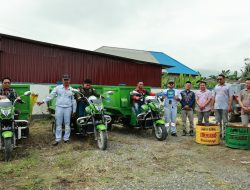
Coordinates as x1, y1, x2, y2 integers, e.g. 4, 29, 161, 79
75, 79, 100, 117
37, 74, 76, 146
161, 80, 181, 136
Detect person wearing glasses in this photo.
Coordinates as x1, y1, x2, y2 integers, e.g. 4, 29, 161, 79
0, 77, 20, 103
212, 74, 233, 136
161, 80, 181, 137
37, 74, 76, 146
75, 79, 100, 117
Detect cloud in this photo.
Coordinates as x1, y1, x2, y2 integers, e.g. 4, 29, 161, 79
0, 0, 250, 75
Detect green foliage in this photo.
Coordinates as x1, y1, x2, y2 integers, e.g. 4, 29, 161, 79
241, 63, 250, 79
162, 73, 213, 89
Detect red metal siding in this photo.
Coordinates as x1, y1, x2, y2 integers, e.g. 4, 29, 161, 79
0, 36, 161, 86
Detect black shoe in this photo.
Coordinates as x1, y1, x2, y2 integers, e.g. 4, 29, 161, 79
182, 130, 187, 136
52, 141, 59, 146
189, 130, 194, 136
171, 133, 177, 137
64, 140, 69, 143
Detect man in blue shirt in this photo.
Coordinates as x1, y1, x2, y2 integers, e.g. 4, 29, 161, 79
37, 74, 76, 146
180, 81, 195, 136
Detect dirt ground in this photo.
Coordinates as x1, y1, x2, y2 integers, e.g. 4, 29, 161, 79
0, 118, 249, 190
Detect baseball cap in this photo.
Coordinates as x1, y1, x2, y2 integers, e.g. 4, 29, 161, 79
168, 80, 174, 84
62, 74, 70, 80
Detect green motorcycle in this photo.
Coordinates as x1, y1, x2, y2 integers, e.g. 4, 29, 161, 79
73, 90, 113, 150
130, 91, 167, 141
0, 91, 31, 161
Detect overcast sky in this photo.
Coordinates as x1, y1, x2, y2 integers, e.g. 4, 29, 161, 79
0, 0, 250, 76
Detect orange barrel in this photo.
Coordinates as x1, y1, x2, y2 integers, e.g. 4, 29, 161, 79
195, 124, 220, 145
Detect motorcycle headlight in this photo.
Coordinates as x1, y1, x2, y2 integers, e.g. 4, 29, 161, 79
1, 108, 12, 117
95, 104, 103, 112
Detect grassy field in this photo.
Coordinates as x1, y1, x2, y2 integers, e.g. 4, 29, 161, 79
0, 120, 249, 190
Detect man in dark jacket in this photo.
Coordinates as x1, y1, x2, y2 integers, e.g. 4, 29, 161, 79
180, 81, 195, 136
0, 77, 19, 103
0, 77, 22, 120
75, 79, 100, 117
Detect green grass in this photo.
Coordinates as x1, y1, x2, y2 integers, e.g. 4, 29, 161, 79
0, 151, 40, 178
15, 176, 46, 190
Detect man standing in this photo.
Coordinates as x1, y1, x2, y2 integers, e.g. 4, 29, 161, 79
37, 74, 76, 146
161, 81, 181, 137
180, 81, 195, 136
238, 78, 250, 127
212, 74, 233, 136
75, 79, 100, 117
195, 81, 212, 126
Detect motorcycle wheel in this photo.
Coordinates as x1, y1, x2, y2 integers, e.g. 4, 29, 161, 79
4, 138, 12, 161
97, 130, 108, 150
154, 124, 167, 141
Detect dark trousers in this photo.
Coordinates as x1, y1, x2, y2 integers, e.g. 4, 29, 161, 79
77, 101, 86, 117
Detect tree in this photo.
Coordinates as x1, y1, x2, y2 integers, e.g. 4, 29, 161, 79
228, 71, 240, 80
208, 75, 217, 80
221, 69, 231, 78
241, 61, 250, 79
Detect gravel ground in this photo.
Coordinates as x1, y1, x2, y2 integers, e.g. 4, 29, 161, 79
0, 119, 249, 190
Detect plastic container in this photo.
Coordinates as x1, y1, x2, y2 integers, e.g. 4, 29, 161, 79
11, 84, 31, 120
225, 126, 250, 149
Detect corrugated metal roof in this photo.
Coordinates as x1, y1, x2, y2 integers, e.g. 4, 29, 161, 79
95, 46, 167, 66
95, 46, 198, 76
150, 52, 198, 75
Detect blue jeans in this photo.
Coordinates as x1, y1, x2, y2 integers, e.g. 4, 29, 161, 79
55, 106, 72, 142
215, 109, 228, 129
132, 102, 143, 116
164, 106, 177, 134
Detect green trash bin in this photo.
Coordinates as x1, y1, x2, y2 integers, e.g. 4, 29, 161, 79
11, 84, 31, 120
225, 126, 250, 149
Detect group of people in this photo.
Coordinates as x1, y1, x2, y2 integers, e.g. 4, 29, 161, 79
1, 74, 249, 146
131, 75, 250, 138
164, 75, 250, 137
37, 74, 99, 146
